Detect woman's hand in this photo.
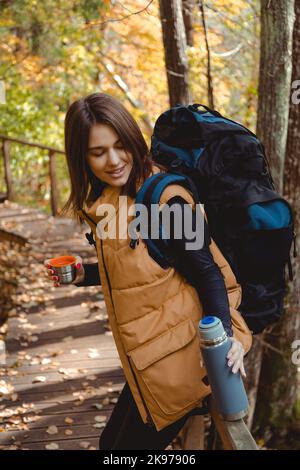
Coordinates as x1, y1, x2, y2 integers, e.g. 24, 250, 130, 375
227, 337, 246, 378
44, 255, 85, 287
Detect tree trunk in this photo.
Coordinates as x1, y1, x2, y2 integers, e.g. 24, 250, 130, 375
252, 0, 298, 448
182, 0, 195, 46
256, 0, 295, 193
199, 0, 214, 108
243, 335, 264, 431
159, 0, 190, 106
282, 1, 300, 445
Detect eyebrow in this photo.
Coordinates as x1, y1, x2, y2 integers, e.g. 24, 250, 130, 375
88, 138, 121, 151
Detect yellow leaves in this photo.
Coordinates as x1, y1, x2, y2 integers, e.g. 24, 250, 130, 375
64, 417, 74, 425
22, 56, 44, 81
68, 44, 88, 64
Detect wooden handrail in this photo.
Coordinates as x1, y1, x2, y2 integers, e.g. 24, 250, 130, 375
0, 134, 64, 154
208, 396, 258, 450
178, 396, 258, 450
0, 135, 65, 216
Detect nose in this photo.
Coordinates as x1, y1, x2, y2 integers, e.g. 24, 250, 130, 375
107, 148, 120, 166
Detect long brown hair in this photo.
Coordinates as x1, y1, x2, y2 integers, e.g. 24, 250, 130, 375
61, 93, 154, 223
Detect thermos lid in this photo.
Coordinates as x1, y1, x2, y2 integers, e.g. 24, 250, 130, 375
198, 316, 226, 343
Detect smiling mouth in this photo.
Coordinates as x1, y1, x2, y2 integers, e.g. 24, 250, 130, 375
106, 165, 126, 176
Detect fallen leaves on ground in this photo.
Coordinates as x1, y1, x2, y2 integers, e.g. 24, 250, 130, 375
0, 207, 115, 449
32, 376, 46, 383
45, 443, 59, 450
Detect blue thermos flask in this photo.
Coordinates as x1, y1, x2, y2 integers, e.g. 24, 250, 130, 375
198, 316, 249, 420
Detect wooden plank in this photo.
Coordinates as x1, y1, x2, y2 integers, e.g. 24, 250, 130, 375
0, 397, 119, 416
1, 423, 105, 444
4, 357, 122, 375
3, 409, 116, 430
0, 207, 38, 218
0, 228, 27, 245
0, 212, 48, 223
1, 437, 100, 450
3, 377, 122, 397
6, 345, 118, 364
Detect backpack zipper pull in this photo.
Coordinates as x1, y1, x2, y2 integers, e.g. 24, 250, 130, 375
287, 255, 294, 282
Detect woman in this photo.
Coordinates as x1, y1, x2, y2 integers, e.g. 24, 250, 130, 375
44, 92, 252, 450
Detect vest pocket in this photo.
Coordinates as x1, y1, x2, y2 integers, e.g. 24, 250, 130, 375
127, 319, 208, 416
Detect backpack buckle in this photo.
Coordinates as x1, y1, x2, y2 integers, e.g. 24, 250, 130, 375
170, 158, 182, 169
85, 231, 96, 247
129, 238, 139, 249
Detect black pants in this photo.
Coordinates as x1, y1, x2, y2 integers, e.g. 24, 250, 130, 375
99, 382, 192, 450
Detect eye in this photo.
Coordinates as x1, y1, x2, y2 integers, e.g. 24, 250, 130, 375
92, 151, 104, 157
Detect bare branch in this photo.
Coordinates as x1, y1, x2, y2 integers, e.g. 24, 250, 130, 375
98, 59, 154, 134
85, 0, 155, 29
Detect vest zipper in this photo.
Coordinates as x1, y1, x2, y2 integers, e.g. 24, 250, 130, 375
99, 237, 154, 428
80, 208, 97, 228
127, 357, 155, 428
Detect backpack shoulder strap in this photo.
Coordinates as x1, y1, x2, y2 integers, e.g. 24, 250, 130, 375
132, 172, 200, 268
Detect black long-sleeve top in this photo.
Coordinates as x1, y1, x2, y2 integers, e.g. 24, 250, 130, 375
75, 196, 233, 336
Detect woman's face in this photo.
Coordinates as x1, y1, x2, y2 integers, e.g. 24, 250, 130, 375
87, 123, 133, 187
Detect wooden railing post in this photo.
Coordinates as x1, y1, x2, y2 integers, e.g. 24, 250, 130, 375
0, 134, 64, 213
2, 139, 13, 200
49, 150, 58, 216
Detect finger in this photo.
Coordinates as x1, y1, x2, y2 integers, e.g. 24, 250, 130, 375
45, 270, 55, 279
232, 357, 242, 374
52, 275, 60, 284
231, 357, 239, 374
44, 259, 51, 268
241, 361, 247, 378
72, 254, 82, 270
227, 342, 238, 359
228, 353, 240, 367
228, 347, 241, 364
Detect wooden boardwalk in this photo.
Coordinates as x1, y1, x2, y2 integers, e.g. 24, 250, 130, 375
0, 201, 125, 450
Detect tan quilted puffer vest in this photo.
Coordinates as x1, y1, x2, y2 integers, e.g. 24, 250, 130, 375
77, 166, 252, 431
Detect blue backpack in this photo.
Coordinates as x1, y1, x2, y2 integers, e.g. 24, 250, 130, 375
131, 103, 297, 334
